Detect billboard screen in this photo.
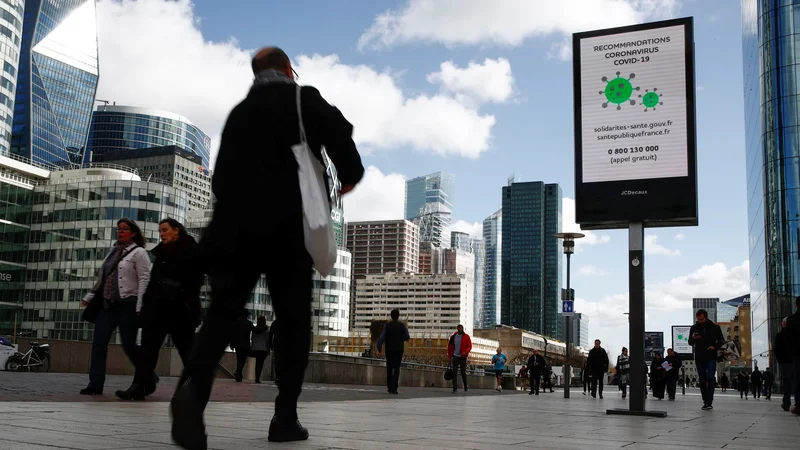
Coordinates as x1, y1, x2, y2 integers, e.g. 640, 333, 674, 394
671, 325, 693, 358
573, 17, 698, 229
644, 331, 664, 363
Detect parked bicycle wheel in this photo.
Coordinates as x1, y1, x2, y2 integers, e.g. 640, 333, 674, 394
30, 356, 50, 373
4, 355, 22, 372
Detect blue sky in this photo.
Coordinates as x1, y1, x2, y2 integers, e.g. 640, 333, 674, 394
95, 0, 751, 355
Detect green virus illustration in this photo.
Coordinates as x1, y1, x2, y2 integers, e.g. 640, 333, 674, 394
600, 72, 639, 110
639, 88, 663, 111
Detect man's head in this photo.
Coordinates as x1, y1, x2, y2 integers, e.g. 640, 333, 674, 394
594, 339, 601, 348
251, 47, 293, 79
533, 349, 539, 355
390, 309, 400, 321
457, 324, 464, 334
496, 347, 502, 354
696, 309, 708, 324
622, 347, 628, 355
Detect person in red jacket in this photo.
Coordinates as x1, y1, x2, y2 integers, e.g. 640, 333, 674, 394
447, 324, 473, 393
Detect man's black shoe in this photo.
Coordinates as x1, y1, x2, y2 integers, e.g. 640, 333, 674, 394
115, 384, 145, 401
268, 416, 309, 442
234, 372, 243, 383
170, 380, 208, 450
79, 386, 103, 396
145, 373, 159, 396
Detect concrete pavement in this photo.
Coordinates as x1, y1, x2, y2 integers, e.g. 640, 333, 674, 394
0, 372, 798, 449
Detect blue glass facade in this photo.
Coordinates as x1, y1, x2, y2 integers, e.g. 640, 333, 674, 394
500, 182, 563, 340
0, 0, 23, 154
11, 0, 99, 168
741, 0, 800, 370
481, 209, 502, 328
405, 171, 455, 248
87, 106, 212, 169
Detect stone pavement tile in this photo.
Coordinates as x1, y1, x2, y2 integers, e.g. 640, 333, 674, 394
0, 441, 79, 450
0, 424, 157, 449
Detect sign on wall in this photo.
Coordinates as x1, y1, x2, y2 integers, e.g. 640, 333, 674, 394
573, 17, 698, 229
671, 325, 693, 358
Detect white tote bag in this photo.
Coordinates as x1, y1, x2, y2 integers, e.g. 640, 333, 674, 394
292, 85, 338, 277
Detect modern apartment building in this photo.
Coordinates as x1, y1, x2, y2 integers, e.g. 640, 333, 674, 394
501, 181, 563, 340
354, 272, 473, 336
481, 209, 502, 328
93, 145, 212, 211
405, 171, 454, 248
11, 0, 100, 168
344, 219, 419, 330
87, 105, 212, 168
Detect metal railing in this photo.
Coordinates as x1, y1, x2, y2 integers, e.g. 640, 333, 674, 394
0, 152, 59, 171
0, 168, 39, 186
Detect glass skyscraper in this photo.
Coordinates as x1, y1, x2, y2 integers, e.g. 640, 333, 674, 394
501, 182, 563, 340
11, 0, 99, 168
87, 105, 212, 169
741, 0, 799, 369
451, 231, 485, 330
482, 208, 501, 328
405, 171, 454, 248
0, 0, 23, 155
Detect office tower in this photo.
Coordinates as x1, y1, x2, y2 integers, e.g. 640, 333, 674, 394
405, 171, 454, 248
0, 1, 23, 154
93, 145, 212, 211
345, 220, 419, 330
451, 231, 484, 330
11, 0, 100, 168
482, 209, 501, 328
570, 313, 590, 349
86, 105, 213, 168
354, 272, 473, 335
501, 182, 563, 340
741, 0, 800, 370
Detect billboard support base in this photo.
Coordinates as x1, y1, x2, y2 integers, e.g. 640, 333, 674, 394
607, 408, 668, 418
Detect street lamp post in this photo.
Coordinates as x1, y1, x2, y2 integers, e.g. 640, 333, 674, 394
554, 232, 584, 399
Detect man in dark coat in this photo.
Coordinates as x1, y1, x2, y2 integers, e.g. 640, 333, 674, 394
688, 309, 725, 410
376, 309, 410, 394
527, 350, 546, 395
170, 46, 364, 449
587, 339, 609, 399
775, 317, 794, 411
232, 312, 255, 383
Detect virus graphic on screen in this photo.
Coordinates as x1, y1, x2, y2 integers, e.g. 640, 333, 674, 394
600, 72, 639, 110
639, 88, 663, 111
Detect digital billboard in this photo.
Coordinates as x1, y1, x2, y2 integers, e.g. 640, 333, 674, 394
671, 325, 693, 358
573, 17, 698, 229
644, 331, 664, 363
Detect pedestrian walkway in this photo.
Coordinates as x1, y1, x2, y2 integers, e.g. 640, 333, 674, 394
0, 382, 797, 449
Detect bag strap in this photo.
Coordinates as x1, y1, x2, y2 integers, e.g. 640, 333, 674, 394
295, 84, 308, 145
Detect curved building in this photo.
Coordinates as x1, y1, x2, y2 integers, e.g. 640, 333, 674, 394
742, 0, 800, 370
87, 105, 212, 169
0, 0, 23, 155
11, 0, 100, 168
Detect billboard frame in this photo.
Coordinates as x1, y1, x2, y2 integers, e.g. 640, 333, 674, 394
671, 325, 693, 360
573, 17, 698, 230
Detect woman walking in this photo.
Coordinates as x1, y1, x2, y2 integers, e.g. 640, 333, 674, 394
650, 353, 667, 400
80, 219, 151, 396
251, 316, 270, 383
615, 347, 630, 399
116, 219, 202, 400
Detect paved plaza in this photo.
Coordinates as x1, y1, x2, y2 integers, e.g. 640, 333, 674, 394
0, 373, 798, 449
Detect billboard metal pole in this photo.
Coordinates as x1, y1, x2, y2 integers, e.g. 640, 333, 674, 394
628, 222, 646, 412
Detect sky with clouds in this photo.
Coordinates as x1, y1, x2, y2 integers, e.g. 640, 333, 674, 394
95, 0, 750, 357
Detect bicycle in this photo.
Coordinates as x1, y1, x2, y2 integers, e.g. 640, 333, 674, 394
4, 341, 51, 372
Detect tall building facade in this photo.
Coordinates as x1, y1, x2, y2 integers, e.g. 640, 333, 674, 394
692, 297, 737, 323
11, 0, 100, 168
93, 145, 212, 211
345, 219, 419, 330
481, 209, 501, 328
0, 0, 23, 154
501, 182, 563, 340
405, 171, 454, 248
741, 0, 800, 371
570, 313, 590, 349
354, 272, 473, 336
87, 105, 213, 169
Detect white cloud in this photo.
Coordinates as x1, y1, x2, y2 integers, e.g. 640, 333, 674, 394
645, 235, 681, 256
578, 265, 607, 276
427, 58, 514, 106
546, 36, 572, 61
97, 0, 498, 166
358, 0, 682, 52
342, 166, 406, 222
696, 85, 706, 92
561, 197, 611, 249
674, 233, 685, 241
452, 220, 483, 238
577, 260, 750, 354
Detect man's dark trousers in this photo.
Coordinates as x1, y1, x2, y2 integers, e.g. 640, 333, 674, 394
176, 218, 312, 421
697, 359, 717, 406
591, 371, 604, 396
386, 351, 403, 393
452, 356, 468, 390
531, 373, 541, 394
781, 362, 794, 409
